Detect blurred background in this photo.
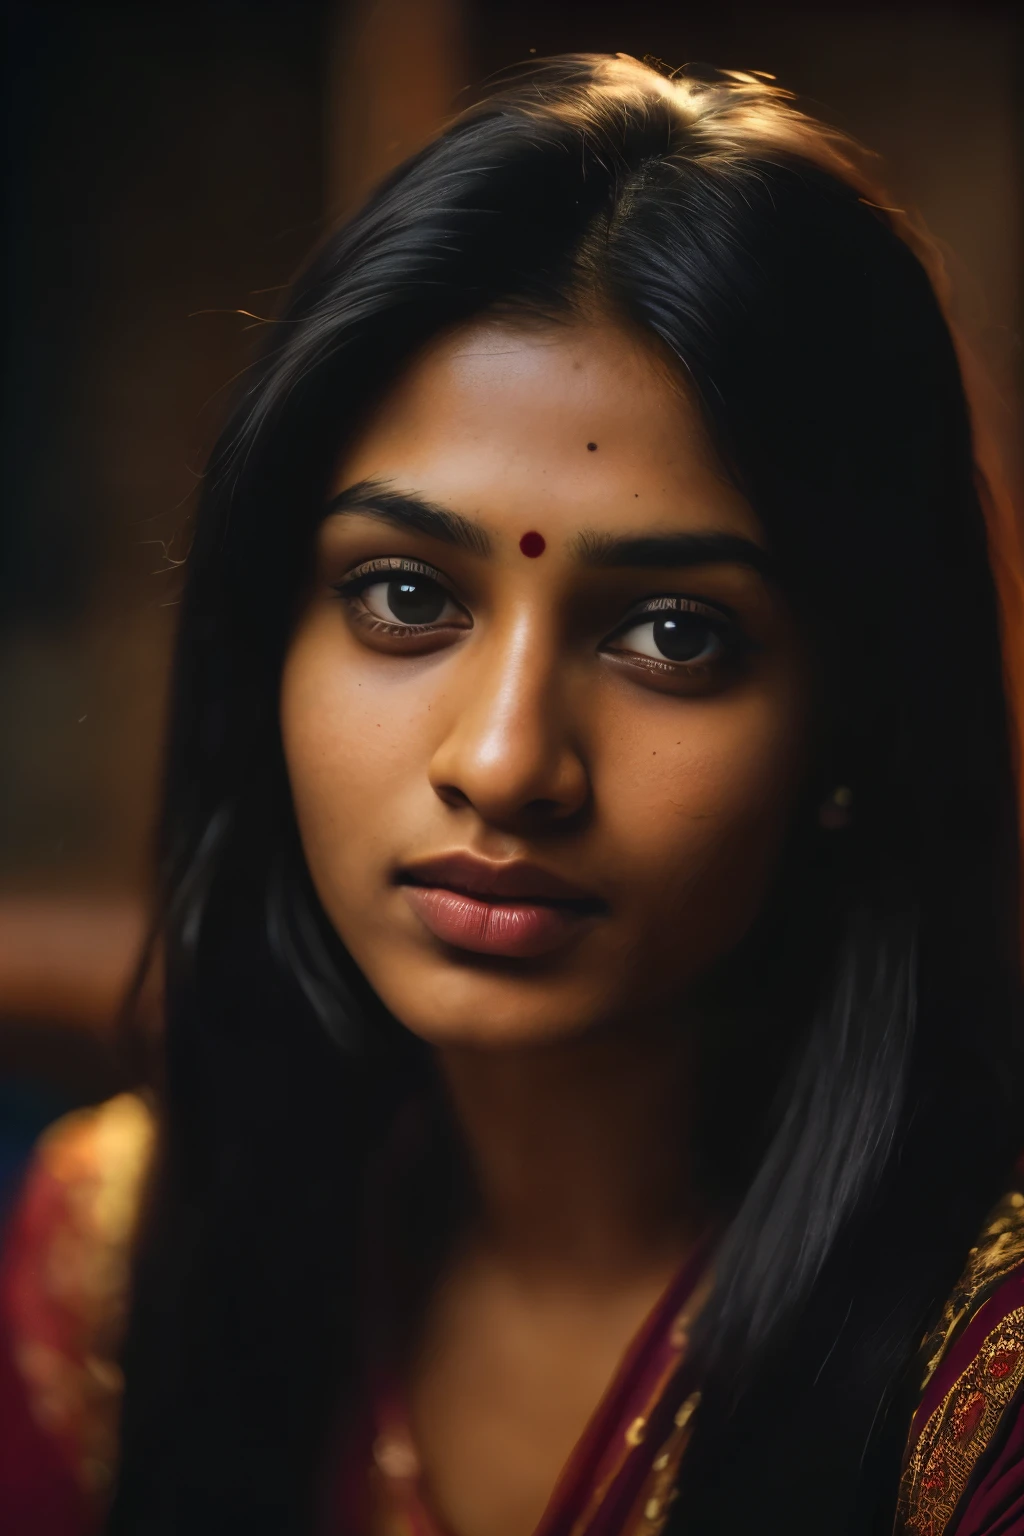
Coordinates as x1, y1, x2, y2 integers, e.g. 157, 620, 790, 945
1, 0, 1021, 1203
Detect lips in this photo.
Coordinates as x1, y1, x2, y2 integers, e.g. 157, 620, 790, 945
396, 853, 606, 959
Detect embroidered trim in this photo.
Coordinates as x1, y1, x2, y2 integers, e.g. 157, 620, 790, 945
897, 1305, 1024, 1535
617, 1277, 712, 1536
625, 1390, 701, 1535
918, 1191, 1024, 1393
565, 1276, 711, 1536
4, 1092, 154, 1503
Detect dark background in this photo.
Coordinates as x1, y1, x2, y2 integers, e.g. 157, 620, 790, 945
1, 0, 1021, 1178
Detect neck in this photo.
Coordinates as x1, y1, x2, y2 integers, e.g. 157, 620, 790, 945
436, 1022, 704, 1288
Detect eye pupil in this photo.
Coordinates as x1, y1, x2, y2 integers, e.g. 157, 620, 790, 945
386, 577, 446, 625
654, 614, 711, 662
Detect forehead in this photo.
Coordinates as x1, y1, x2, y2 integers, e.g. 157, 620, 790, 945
335, 319, 761, 543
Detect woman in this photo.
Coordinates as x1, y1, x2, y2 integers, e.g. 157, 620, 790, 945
3, 52, 1023, 1536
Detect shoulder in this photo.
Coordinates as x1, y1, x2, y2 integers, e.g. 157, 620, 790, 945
0, 1092, 155, 1523
897, 1188, 1024, 1536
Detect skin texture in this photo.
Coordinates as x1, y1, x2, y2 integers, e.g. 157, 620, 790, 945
282, 319, 810, 1052
280, 317, 812, 1536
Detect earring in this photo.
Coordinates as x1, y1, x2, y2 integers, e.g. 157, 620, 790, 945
819, 785, 853, 830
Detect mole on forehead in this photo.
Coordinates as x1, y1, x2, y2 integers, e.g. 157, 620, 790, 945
519, 531, 546, 558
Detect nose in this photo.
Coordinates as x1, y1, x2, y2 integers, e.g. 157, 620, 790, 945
428, 612, 590, 829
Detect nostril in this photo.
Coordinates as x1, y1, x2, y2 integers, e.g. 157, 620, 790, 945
435, 784, 471, 809
525, 798, 562, 816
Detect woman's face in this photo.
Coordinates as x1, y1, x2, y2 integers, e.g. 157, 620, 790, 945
281, 319, 810, 1049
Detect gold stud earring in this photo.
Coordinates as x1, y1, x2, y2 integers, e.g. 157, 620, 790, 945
819, 785, 853, 830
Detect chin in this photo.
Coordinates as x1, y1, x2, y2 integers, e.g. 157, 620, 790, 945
369, 948, 614, 1052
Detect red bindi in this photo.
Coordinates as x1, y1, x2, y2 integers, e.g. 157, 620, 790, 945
519, 531, 546, 558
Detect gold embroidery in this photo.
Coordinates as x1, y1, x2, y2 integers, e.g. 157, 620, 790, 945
674, 1391, 700, 1431
564, 1268, 712, 1536
897, 1307, 1024, 1534
918, 1189, 1024, 1392
623, 1392, 701, 1536
7, 1093, 155, 1505
612, 1279, 711, 1536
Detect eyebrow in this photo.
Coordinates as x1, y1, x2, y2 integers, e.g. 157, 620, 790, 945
572, 527, 773, 578
324, 478, 491, 557
324, 480, 771, 578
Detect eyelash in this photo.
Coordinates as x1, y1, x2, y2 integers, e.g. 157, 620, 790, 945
332, 558, 466, 636
332, 559, 751, 674
604, 596, 750, 676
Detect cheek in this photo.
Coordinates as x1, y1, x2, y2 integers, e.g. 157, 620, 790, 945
599, 687, 807, 950
279, 615, 428, 894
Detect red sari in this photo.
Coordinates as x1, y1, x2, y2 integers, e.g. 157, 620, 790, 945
3, 1094, 1024, 1536
898, 1191, 1024, 1534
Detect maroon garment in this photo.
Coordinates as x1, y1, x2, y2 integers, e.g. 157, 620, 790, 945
901, 1260, 1024, 1534
957, 1396, 1024, 1535
0, 1306, 87, 1536
0, 1095, 152, 1536
2, 1095, 1023, 1535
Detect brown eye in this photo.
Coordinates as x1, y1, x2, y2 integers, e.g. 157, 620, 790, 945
615, 612, 725, 666
360, 576, 461, 627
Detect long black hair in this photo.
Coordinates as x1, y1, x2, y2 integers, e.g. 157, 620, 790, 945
110, 55, 1023, 1535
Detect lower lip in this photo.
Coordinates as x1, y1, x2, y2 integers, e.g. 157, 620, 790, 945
401, 885, 599, 959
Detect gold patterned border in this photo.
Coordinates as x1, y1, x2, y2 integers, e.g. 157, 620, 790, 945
624, 1389, 701, 1534
918, 1191, 1024, 1394
896, 1305, 1024, 1534
8, 1092, 155, 1503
